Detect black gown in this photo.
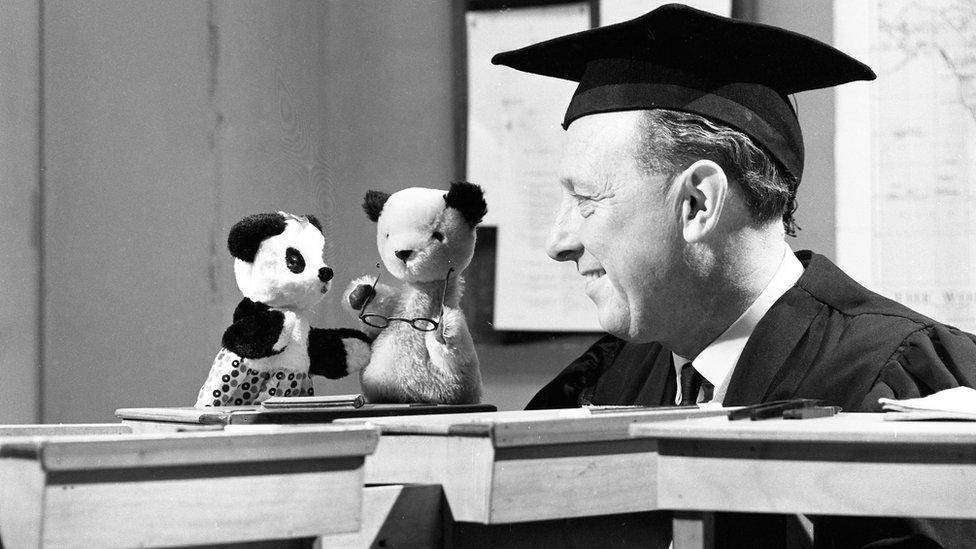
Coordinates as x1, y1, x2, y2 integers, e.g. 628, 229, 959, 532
527, 251, 976, 548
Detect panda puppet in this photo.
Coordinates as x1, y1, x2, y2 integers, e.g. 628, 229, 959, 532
196, 212, 371, 407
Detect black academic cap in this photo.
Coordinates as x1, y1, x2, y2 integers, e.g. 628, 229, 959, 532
491, 3, 876, 181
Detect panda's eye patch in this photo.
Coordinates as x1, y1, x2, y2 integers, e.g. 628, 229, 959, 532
285, 248, 306, 273
432, 231, 444, 242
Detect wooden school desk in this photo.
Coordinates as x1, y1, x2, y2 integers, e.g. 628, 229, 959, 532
336, 406, 731, 547
630, 413, 976, 549
0, 424, 378, 548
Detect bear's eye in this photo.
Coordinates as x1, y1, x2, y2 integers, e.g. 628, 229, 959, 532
285, 247, 306, 274
432, 231, 444, 242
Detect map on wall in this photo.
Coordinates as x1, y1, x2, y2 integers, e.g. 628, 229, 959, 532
836, 0, 976, 331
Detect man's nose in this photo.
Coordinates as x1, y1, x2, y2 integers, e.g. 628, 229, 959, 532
546, 209, 583, 263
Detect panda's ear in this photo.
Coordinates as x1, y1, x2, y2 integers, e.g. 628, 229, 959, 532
363, 190, 390, 223
227, 213, 287, 262
304, 215, 323, 232
444, 181, 487, 227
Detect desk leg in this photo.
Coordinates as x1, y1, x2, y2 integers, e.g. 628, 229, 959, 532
319, 484, 443, 548
672, 511, 714, 549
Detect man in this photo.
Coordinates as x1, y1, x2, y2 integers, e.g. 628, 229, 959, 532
492, 4, 976, 548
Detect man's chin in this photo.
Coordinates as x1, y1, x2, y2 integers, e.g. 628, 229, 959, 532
597, 312, 659, 343
596, 310, 633, 341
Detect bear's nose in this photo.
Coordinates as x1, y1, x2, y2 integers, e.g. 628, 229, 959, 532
395, 249, 413, 262
318, 266, 333, 282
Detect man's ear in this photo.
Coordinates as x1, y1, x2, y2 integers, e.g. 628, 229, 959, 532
676, 160, 728, 243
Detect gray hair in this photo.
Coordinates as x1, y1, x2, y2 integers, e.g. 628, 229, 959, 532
634, 109, 800, 236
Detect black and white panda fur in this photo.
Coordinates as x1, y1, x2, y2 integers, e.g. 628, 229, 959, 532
195, 212, 371, 407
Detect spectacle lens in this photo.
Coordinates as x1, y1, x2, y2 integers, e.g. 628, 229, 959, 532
361, 314, 390, 329
411, 319, 438, 332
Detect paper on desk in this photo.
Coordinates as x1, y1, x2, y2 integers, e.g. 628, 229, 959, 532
880, 386, 976, 421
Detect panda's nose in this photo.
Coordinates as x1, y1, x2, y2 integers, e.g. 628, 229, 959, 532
395, 249, 413, 262
318, 266, 334, 282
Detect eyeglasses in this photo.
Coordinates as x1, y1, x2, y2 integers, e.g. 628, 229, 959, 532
359, 266, 455, 332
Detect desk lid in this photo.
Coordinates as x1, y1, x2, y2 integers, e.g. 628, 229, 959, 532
630, 412, 976, 444
0, 424, 379, 470
115, 403, 496, 425
341, 406, 735, 447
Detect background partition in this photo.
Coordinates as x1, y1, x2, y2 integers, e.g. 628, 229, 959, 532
0, 0, 835, 422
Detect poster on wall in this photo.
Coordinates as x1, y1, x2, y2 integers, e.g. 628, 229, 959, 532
600, 0, 730, 24
467, 3, 598, 331
467, 0, 729, 331
835, 0, 976, 331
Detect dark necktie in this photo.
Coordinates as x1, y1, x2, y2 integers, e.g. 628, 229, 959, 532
679, 363, 714, 406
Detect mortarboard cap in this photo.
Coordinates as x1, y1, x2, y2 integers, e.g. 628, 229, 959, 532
490, 3, 876, 180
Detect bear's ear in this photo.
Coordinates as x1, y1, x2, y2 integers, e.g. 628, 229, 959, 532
363, 190, 391, 222
444, 181, 487, 227
228, 213, 288, 262
304, 214, 323, 232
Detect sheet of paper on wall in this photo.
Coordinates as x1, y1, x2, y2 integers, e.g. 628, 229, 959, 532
466, 4, 601, 331
835, 1, 976, 333
880, 386, 976, 421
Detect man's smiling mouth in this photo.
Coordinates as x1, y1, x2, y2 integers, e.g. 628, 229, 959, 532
582, 269, 606, 281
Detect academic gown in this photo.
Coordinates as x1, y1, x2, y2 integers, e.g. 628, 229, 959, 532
527, 251, 976, 549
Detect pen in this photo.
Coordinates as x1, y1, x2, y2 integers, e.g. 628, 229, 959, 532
728, 398, 821, 421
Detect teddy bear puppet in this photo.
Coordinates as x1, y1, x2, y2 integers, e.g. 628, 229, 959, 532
195, 212, 371, 408
343, 181, 487, 405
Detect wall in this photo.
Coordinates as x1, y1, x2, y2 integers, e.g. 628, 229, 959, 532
37, 0, 456, 422
757, 0, 837, 259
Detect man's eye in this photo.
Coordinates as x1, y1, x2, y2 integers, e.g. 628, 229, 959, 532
285, 247, 306, 273
573, 196, 595, 217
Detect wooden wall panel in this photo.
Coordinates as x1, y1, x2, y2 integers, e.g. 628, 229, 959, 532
42, 0, 217, 421
0, 0, 41, 423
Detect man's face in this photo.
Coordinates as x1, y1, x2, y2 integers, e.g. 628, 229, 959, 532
547, 110, 684, 343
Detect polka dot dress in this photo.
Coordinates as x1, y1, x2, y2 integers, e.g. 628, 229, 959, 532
195, 348, 313, 407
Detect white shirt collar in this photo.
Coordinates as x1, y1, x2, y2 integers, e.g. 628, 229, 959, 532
673, 243, 804, 405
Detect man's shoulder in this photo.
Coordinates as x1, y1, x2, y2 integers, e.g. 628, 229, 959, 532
524, 334, 630, 409
794, 250, 938, 330
731, 252, 976, 408
525, 334, 673, 409
784, 251, 976, 383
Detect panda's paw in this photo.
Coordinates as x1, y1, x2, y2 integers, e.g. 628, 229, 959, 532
347, 284, 375, 311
